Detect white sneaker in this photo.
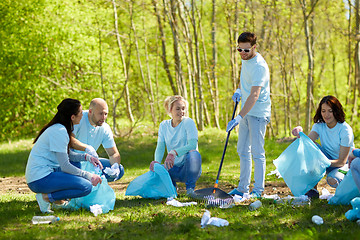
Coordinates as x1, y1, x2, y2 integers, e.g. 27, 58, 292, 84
35, 193, 53, 213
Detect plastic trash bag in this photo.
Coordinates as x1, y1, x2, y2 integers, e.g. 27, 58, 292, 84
66, 165, 116, 213
329, 170, 360, 205
345, 197, 360, 221
125, 163, 177, 199
273, 132, 331, 196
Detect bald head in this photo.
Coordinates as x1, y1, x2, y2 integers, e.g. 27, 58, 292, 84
88, 98, 108, 126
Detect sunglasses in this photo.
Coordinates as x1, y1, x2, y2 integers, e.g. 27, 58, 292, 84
236, 45, 255, 53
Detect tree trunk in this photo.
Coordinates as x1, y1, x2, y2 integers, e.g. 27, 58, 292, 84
152, 0, 177, 95
211, 0, 220, 129
300, 0, 318, 133
112, 0, 134, 128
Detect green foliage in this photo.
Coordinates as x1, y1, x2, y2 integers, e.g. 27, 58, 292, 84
1, 0, 359, 142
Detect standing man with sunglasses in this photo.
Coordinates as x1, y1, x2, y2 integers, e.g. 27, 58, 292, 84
226, 32, 271, 198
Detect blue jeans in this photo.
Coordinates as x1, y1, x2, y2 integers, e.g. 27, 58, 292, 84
316, 144, 347, 188
351, 158, 360, 192
236, 115, 270, 193
27, 168, 92, 202
168, 150, 202, 190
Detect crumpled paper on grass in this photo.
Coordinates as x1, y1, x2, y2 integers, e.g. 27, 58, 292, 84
319, 188, 334, 200
103, 163, 120, 178
267, 169, 282, 178
166, 198, 197, 207
90, 204, 102, 216
233, 193, 251, 203
201, 210, 229, 228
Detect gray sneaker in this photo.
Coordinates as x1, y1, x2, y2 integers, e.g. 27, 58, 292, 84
35, 193, 53, 213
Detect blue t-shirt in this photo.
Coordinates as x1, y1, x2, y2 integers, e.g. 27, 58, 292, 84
311, 122, 354, 160
25, 124, 69, 183
156, 117, 198, 166
72, 110, 115, 151
240, 53, 271, 118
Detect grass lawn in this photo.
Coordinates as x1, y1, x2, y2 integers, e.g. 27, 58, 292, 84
0, 128, 358, 239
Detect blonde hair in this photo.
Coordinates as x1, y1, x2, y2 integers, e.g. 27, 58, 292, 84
164, 95, 188, 115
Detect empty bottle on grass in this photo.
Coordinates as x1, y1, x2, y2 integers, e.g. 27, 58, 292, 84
32, 215, 60, 224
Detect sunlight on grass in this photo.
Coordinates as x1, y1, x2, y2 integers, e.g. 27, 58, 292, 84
1, 129, 360, 239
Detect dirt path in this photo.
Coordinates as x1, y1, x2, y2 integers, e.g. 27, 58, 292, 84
0, 176, 335, 197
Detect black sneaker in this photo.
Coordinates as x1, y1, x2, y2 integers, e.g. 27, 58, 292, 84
305, 188, 319, 199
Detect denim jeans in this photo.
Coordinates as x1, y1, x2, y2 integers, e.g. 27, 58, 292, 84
316, 144, 348, 188
168, 150, 202, 190
351, 158, 360, 192
236, 115, 270, 193
27, 168, 92, 202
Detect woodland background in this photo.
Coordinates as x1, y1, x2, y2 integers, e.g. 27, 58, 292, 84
1, 0, 360, 142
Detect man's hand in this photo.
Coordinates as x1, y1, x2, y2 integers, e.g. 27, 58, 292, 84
226, 115, 243, 132
85, 154, 103, 169
85, 145, 99, 158
232, 88, 242, 103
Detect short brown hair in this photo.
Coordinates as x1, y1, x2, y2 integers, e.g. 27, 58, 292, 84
313, 95, 345, 123
238, 32, 257, 46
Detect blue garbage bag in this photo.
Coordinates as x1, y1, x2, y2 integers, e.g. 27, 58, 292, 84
273, 132, 331, 196
125, 163, 177, 199
66, 163, 116, 213
345, 197, 360, 221
329, 170, 360, 205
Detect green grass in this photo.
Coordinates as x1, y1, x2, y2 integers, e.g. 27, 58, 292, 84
0, 128, 358, 239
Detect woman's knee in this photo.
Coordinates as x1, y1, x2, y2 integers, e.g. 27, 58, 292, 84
188, 150, 201, 162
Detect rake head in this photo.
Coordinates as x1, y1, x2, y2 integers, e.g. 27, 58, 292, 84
191, 187, 234, 208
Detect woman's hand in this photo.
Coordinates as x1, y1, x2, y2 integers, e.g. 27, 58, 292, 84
90, 174, 102, 186
85, 154, 103, 170
292, 126, 303, 138
164, 150, 177, 170
149, 161, 157, 172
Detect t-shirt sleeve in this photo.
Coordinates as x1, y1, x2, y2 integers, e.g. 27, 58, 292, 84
184, 118, 198, 140
49, 126, 69, 153
102, 124, 116, 149
310, 123, 320, 140
252, 65, 268, 87
340, 125, 353, 147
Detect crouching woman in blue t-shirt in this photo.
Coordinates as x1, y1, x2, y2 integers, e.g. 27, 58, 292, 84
149, 95, 202, 196
26, 98, 103, 213
292, 95, 354, 198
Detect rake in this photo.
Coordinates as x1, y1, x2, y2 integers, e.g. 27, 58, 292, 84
191, 101, 239, 208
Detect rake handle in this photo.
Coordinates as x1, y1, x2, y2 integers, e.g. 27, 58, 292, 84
214, 101, 239, 188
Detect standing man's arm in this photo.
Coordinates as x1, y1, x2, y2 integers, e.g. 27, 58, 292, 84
238, 86, 261, 117
105, 146, 121, 165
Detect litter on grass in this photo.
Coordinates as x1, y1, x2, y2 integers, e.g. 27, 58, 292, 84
90, 204, 102, 216
166, 198, 197, 207
275, 195, 310, 206
267, 169, 282, 178
319, 188, 334, 200
312, 215, 323, 225
201, 210, 229, 228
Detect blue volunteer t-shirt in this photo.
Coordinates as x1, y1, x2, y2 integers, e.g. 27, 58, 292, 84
72, 110, 115, 151
240, 53, 271, 118
157, 117, 198, 166
311, 121, 354, 160
25, 124, 69, 183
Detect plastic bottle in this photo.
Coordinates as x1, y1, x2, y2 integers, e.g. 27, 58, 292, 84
249, 200, 262, 211
311, 215, 323, 225
32, 215, 60, 224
